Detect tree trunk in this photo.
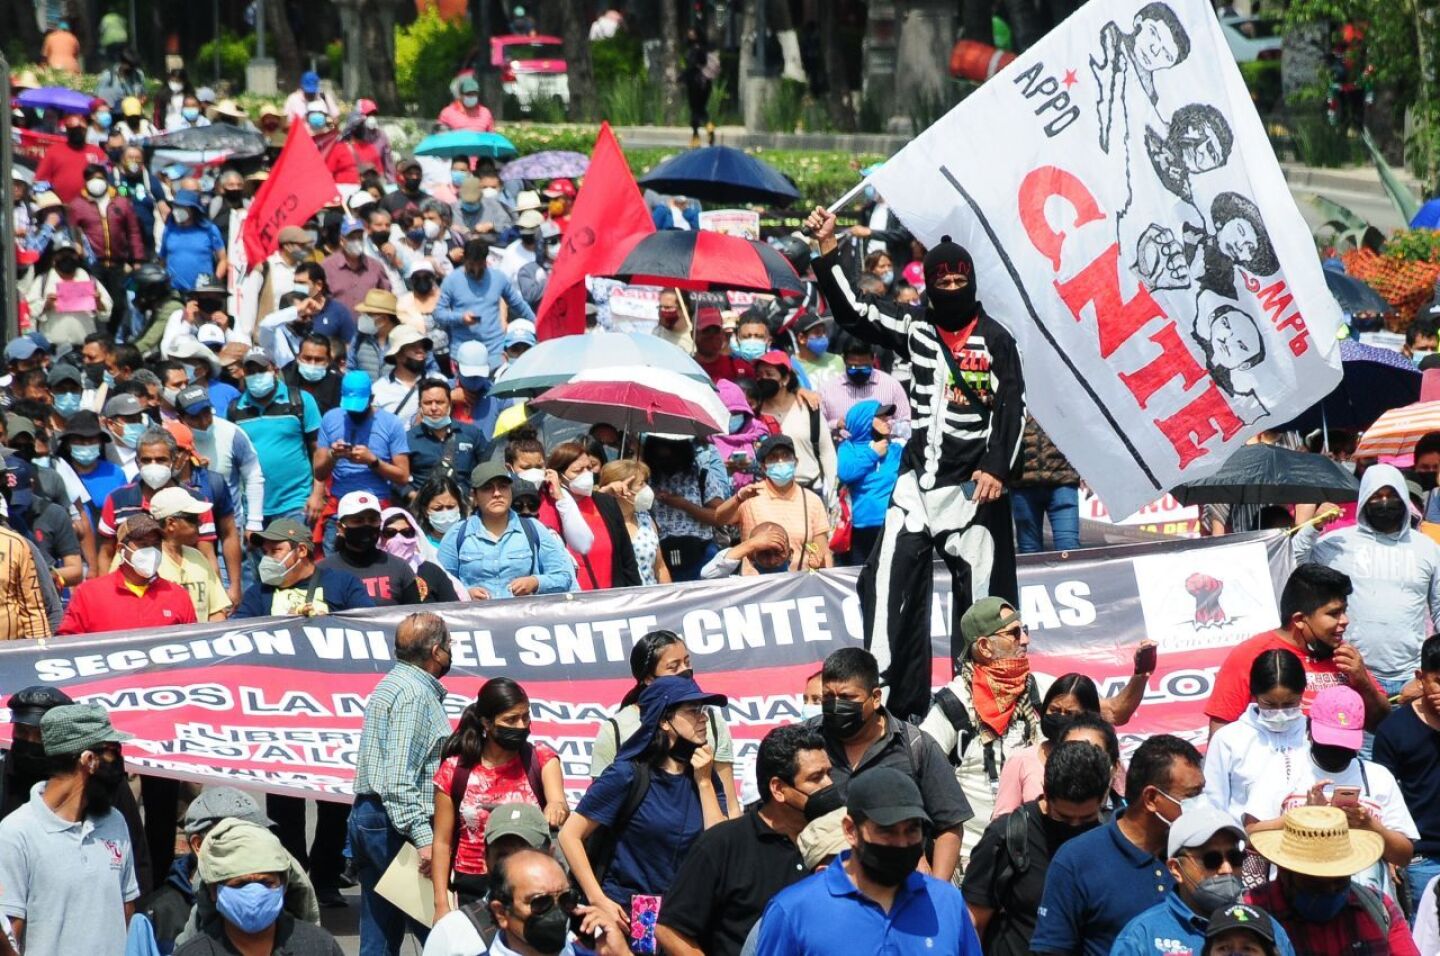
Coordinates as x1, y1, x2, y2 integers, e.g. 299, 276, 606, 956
818, 0, 853, 131
267, 0, 304, 88
358, 0, 400, 111
559, 0, 596, 122
961, 0, 994, 46
1003, 0, 1046, 52
660, 0, 681, 124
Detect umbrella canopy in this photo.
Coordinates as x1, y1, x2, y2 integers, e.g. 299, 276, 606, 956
1172, 443, 1360, 506
532, 381, 722, 439
492, 332, 712, 397
16, 86, 94, 114
1412, 198, 1440, 230
1283, 339, 1421, 433
415, 130, 518, 160
1354, 400, 1440, 458
1324, 269, 1391, 317
639, 146, 801, 207
607, 230, 805, 297
145, 125, 269, 161
500, 150, 590, 181
570, 366, 728, 432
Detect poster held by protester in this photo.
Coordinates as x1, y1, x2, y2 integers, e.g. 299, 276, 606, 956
699, 209, 761, 241
0, 532, 1289, 801
867, 0, 1344, 519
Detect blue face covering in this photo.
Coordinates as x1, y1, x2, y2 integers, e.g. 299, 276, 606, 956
460, 201, 482, 214
451, 170, 466, 187
181, 106, 200, 122
296, 362, 327, 383
216, 882, 285, 934
1290, 886, 1349, 923
70, 443, 102, 465
246, 372, 276, 397
765, 462, 797, 486
54, 392, 82, 417
459, 375, 490, 396
422, 415, 452, 430
734, 339, 767, 362
307, 113, 326, 130
805, 335, 830, 355
120, 422, 145, 448
846, 365, 874, 386
728, 412, 747, 434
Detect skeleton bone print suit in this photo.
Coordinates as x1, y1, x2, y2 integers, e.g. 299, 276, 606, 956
814, 249, 1025, 720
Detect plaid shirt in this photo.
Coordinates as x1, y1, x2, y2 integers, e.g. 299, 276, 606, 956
353, 662, 450, 847
1246, 880, 1418, 956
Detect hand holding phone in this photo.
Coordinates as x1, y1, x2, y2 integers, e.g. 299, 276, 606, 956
1330, 785, 1361, 808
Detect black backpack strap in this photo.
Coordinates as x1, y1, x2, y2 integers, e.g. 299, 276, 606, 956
519, 516, 540, 575
520, 742, 546, 806
447, 761, 476, 870
1004, 805, 1030, 875
807, 403, 826, 489
615, 761, 652, 835
460, 900, 493, 944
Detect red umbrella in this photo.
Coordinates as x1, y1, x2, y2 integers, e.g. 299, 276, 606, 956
605, 230, 805, 298
531, 381, 723, 438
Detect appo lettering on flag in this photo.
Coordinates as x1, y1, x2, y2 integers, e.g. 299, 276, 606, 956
868, 0, 1342, 519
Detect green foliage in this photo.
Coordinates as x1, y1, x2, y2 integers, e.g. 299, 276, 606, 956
1239, 60, 1283, 113
396, 8, 474, 117
1289, 114, 1361, 167
1384, 228, 1440, 262
760, 79, 809, 133
598, 74, 667, 127
194, 30, 256, 88
325, 40, 344, 86
590, 35, 644, 89
526, 95, 568, 123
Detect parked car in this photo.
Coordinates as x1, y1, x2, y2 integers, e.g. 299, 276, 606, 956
1219, 15, 1282, 63
491, 34, 569, 110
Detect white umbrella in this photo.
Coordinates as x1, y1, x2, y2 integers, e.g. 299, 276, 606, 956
570, 365, 729, 433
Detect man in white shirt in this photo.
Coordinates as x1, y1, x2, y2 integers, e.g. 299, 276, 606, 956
238, 225, 312, 339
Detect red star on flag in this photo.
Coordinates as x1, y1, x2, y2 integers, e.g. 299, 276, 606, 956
1062, 69, 1078, 88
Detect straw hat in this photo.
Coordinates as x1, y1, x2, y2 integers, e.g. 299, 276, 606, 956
211, 99, 247, 121
1248, 806, 1384, 879
10, 70, 40, 91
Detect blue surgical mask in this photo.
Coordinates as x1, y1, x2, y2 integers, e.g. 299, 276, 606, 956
296, 362, 327, 383
805, 335, 829, 355
216, 882, 286, 934
1291, 886, 1349, 923
863, 184, 876, 202
879, 270, 894, 286
70, 443, 102, 465
734, 339, 767, 362
54, 392, 82, 416
307, 113, 326, 130
422, 415, 451, 430
728, 412, 747, 434
451, 170, 466, 187
31, 456, 51, 470
120, 422, 145, 448
103, 370, 116, 388
246, 372, 276, 397
460, 200, 482, 213
846, 365, 873, 385
459, 375, 490, 396
95, 111, 112, 129
765, 462, 797, 486
181, 106, 200, 122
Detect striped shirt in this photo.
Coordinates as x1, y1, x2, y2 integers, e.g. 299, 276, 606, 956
353, 662, 451, 846
0, 527, 49, 640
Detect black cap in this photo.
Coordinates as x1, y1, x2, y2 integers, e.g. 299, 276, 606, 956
756, 434, 795, 462
511, 478, 541, 502
846, 767, 931, 827
59, 410, 109, 442
8, 685, 76, 726
1205, 903, 1277, 945
174, 383, 212, 416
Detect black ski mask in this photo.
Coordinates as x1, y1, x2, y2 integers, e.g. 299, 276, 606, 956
923, 235, 979, 332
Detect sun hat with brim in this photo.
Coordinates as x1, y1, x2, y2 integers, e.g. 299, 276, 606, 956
34, 191, 64, 212
61, 411, 110, 442
7, 685, 75, 726
1204, 903, 1277, 946
515, 209, 544, 231
172, 189, 203, 210
848, 766, 931, 827
340, 370, 373, 412
166, 336, 223, 375
355, 289, 399, 317
183, 786, 274, 835
1248, 805, 1385, 878
277, 225, 310, 245
211, 99, 246, 120
41, 703, 133, 756
385, 325, 432, 360
515, 190, 543, 213
616, 676, 729, 764
797, 808, 848, 871
471, 461, 513, 489
149, 486, 211, 521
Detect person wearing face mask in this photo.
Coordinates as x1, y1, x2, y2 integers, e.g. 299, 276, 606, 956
1245, 805, 1419, 955
658, 724, 834, 956
438, 76, 496, 132
364, 206, 408, 290
753, 767, 981, 955
34, 114, 103, 202
791, 313, 843, 389
430, 678, 568, 919
837, 400, 904, 565
715, 434, 831, 571
539, 442, 641, 592
284, 71, 336, 124
1031, 734, 1205, 955
59, 513, 198, 633
379, 506, 462, 603
295, 262, 358, 345
160, 190, 228, 294
372, 327, 435, 420
1113, 806, 1297, 956
320, 216, 392, 315
1404, 318, 1439, 364
0, 703, 141, 956
59, 411, 127, 530
1295, 463, 1440, 700
0, 687, 81, 820
115, 98, 159, 144
449, 340, 512, 436
398, 258, 444, 333
1242, 686, 1416, 900
25, 232, 114, 346
95, 425, 221, 574
405, 380, 485, 497
709, 379, 768, 492
318, 491, 423, 606
66, 162, 142, 334
456, 171, 514, 238
167, 94, 211, 131
650, 288, 696, 355
1208, 565, 1390, 735
963, 741, 1114, 956
809, 207, 1025, 724
240, 226, 316, 340
345, 99, 396, 180
559, 676, 730, 928
596, 459, 670, 587
176, 819, 344, 956
382, 157, 435, 218
100, 391, 149, 476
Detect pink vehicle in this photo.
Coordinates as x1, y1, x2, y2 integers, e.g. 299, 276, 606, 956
489, 34, 569, 111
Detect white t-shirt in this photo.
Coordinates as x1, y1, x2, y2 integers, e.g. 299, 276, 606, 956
1415, 874, 1440, 956
1202, 704, 1309, 823
422, 908, 487, 956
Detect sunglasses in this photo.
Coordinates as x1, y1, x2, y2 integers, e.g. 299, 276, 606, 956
1187, 847, 1246, 871
515, 507, 540, 518
994, 623, 1029, 641
380, 526, 415, 540
518, 889, 579, 917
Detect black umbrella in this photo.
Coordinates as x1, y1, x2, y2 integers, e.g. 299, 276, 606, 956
1171, 444, 1360, 506
1324, 269, 1391, 317
145, 125, 269, 161
638, 146, 801, 207
607, 230, 805, 297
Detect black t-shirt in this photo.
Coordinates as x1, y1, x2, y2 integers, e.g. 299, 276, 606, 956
285, 365, 341, 415
27, 498, 80, 568
960, 801, 1056, 956
1372, 702, 1440, 854
318, 549, 422, 607
656, 808, 807, 956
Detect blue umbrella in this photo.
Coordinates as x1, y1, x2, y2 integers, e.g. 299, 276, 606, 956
16, 87, 94, 114
414, 130, 518, 160
1412, 198, 1440, 230
639, 146, 801, 207
1324, 269, 1390, 317
1283, 339, 1421, 432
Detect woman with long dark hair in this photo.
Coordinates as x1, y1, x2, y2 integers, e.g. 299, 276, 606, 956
1202, 648, 1309, 823
558, 676, 729, 926
587, 630, 741, 817
992, 673, 1113, 818
431, 677, 569, 920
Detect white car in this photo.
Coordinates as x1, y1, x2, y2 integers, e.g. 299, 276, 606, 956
1219, 15, 1283, 63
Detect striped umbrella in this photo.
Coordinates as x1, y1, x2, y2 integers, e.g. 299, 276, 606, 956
605, 230, 805, 298
1354, 400, 1440, 458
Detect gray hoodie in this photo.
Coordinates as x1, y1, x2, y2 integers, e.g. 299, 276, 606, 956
1295, 463, 1440, 682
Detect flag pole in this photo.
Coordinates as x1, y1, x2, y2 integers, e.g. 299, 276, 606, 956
827, 179, 869, 214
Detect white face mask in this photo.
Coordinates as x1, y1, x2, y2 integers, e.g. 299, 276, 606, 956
127, 545, 163, 579
1256, 705, 1304, 733
344, 239, 365, 257
429, 508, 462, 534
567, 471, 595, 497
139, 463, 173, 489
172, 208, 192, 225
168, 80, 184, 93
481, 186, 499, 199
517, 468, 546, 486
86, 178, 108, 198
633, 485, 655, 512
422, 220, 441, 240
800, 702, 823, 722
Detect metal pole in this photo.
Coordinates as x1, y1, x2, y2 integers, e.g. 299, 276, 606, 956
256, 0, 266, 60
1, 51, 18, 345
213, 0, 222, 82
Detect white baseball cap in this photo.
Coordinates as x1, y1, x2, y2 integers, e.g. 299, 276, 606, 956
455, 340, 490, 377
336, 491, 382, 520
149, 486, 210, 521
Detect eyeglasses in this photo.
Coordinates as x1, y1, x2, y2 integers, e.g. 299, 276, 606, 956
994, 623, 1029, 641
1186, 847, 1246, 871
516, 889, 579, 917
380, 526, 415, 540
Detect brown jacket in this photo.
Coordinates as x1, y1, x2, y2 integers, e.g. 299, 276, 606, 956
0, 526, 51, 639
1013, 417, 1081, 489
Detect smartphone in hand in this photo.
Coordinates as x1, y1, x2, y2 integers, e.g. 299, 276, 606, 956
1331, 785, 1361, 808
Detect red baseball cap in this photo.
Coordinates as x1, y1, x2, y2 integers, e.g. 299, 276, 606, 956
756, 349, 792, 369
1310, 685, 1364, 749
543, 178, 577, 199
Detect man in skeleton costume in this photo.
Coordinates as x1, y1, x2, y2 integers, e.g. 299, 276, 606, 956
806, 207, 1025, 722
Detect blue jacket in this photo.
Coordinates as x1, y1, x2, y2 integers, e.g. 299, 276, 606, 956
651, 202, 700, 231
433, 268, 535, 367
836, 399, 902, 529
438, 512, 576, 598
1111, 891, 1297, 956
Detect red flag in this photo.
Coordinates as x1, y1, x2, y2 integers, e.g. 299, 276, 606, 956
242, 123, 340, 267
536, 122, 655, 340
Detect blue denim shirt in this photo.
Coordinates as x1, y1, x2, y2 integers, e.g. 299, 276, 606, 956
437, 512, 576, 597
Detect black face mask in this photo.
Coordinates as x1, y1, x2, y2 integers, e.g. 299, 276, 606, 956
676, 668, 695, 681
223, 191, 245, 208
370, 230, 390, 247
1413, 470, 1439, 493
1363, 497, 1407, 534
290, 320, 313, 338
401, 356, 427, 375
755, 378, 781, 401
821, 697, 868, 740
66, 128, 86, 148
346, 409, 370, 422
341, 525, 380, 554
106, 147, 123, 164
1306, 636, 1337, 661
1040, 712, 1069, 743
403, 177, 422, 193
1310, 742, 1356, 774
86, 756, 127, 816
411, 275, 435, 295
927, 285, 979, 331
6, 738, 50, 784
1041, 812, 1098, 849
855, 837, 924, 887
55, 256, 79, 275
802, 783, 844, 823
84, 362, 105, 385
519, 905, 569, 955
491, 725, 530, 752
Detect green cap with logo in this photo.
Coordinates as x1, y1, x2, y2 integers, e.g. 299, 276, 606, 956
41, 703, 134, 756
958, 596, 1018, 658
484, 801, 550, 848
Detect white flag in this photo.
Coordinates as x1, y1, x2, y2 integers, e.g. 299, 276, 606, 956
870, 0, 1343, 519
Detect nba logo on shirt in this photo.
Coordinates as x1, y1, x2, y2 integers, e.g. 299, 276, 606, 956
163, 609, 173, 618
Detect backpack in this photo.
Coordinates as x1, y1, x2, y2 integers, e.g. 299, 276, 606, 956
930, 678, 1041, 770
1352, 881, 1392, 935
445, 743, 548, 885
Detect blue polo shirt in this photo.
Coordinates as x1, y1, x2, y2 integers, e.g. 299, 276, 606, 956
312, 297, 356, 344
207, 379, 241, 421
317, 406, 409, 499
754, 851, 981, 955
1111, 891, 1298, 956
406, 420, 486, 492
1030, 815, 1174, 956
230, 381, 322, 517
159, 219, 225, 292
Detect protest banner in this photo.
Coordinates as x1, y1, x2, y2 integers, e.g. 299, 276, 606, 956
699, 209, 762, 241
606, 285, 663, 333
1079, 488, 1200, 537
867, 0, 1344, 519
0, 532, 1289, 803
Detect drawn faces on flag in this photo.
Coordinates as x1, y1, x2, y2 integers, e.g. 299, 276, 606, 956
1127, 4, 1190, 75
1144, 103, 1234, 203
1193, 304, 1268, 418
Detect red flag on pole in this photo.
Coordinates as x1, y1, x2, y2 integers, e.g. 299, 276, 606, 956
536, 122, 655, 340
241, 122, 340, 267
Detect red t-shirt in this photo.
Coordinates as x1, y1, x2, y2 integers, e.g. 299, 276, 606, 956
1205, 630, 1355, 723
57, 571, 198, 635
433, 745, 558, 875
696, 353, 753, 385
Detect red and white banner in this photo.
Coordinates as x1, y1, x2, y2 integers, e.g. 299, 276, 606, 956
0, 533, 1291, 802
1080, 488, 1200, 537
869, 0, 1343, 519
